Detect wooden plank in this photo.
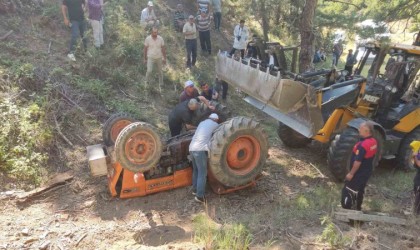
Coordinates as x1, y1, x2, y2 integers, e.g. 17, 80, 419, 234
17, 171, 74, 202
333, 210, 407, 225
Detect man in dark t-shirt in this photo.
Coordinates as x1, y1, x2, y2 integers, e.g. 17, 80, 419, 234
62, 0, 88, 61
412, 141, 420, 215
199, 82, 218, 101
168, 99, 200, 137
341, 121, 378, 211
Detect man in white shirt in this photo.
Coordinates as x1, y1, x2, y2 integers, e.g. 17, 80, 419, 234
229, 20, 248, 58
140, 1, 159, 28
144, 27, 166, 91
189, 113, 220, 203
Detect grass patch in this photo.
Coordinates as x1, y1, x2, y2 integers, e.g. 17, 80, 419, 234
275, 185, 340, 226
318, 216, 350, 248
193, 213, 252, 250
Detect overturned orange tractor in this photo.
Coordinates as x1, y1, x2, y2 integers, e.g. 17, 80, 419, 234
87, 113, 268, 199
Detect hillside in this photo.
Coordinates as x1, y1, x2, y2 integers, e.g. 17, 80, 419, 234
0, 0, 420, 249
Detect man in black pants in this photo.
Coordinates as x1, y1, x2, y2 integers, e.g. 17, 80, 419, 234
168, 99, 199, 137
196, 11, 212, 55
341, 122, 378, 211
183, 15, 197, 68
61, 0, 88, 61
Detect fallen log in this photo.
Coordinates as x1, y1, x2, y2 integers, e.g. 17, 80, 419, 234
17, 171, 74, 202
333, 208, 407, 225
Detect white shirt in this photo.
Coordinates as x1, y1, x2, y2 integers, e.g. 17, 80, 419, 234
189, 119, 219, 152
183, 22, 197, 40
140, 7, 157, 24
233, 24, 248, 50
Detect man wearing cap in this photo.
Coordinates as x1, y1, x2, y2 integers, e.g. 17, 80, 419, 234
168, 99, 200, 137
196, 11, 212, 55
183, 16, 197, 69
229, 20, 248, 59
180, 80, 215, 109
144, 27, 166, 90
189, 113, 220, 203
140, 1, 159, 28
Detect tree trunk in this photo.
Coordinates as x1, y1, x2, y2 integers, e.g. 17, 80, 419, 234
299, 0, 318, 73
259, 0, 269, 41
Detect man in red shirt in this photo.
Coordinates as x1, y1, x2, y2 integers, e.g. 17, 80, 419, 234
341, 121, 378, 211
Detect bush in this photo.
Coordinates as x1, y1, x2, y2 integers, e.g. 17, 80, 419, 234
0, 99, 52, 185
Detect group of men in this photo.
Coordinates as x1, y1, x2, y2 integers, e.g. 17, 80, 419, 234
62, 0, 104, 61
167, 79, 220, 203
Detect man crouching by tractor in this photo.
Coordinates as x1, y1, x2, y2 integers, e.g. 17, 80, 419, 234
341, 121, 378, 211
189, 113, 219, 203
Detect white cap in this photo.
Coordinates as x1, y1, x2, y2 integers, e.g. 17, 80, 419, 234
189, 15, 195, 19
147, 1, 153, 6
209, 113, 219, 120
184, 80, 194, 88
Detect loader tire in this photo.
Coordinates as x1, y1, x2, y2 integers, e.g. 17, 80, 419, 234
277, 122, 311, 148
208, 117, 268, 187
397, 127, 420, 170
328, 127, 383, 181
115, 122, 162, 173
103, 113, 137, 146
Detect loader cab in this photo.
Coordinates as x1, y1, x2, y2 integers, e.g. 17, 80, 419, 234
359, 43, 420, 128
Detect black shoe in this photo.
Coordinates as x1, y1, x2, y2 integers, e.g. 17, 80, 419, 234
194, 196, 206, 203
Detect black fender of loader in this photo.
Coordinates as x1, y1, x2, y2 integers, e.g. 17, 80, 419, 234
346, 118, 386, 138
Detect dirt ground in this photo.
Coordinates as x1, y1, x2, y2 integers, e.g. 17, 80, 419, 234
1, 0, 420, 249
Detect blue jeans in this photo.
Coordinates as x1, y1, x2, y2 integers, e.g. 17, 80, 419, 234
190, 151, 208, 198
185, 39, 197, 68
213, 12, 221, 30
69, 20, 88, 53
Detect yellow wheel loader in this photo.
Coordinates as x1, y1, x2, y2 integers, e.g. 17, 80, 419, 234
216, 41, 420, 180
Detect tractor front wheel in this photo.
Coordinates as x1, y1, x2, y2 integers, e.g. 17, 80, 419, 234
115, 122, 162, 173
208, 117, 268, 187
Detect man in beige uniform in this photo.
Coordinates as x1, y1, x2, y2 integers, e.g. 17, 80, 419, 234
144, 27, 166, 90
183, 15, 197, 69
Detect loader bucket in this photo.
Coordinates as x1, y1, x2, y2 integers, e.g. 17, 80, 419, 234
216, 53, 324, 138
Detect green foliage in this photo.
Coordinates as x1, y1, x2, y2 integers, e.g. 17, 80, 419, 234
318, 216, 349, 248
0, 99, 51, 184
193, 214, 252, 250
42, 1, 61, 20
72, 76, 111, 101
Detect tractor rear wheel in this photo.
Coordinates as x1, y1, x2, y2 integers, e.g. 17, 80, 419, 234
328, 127, 383, 181
277, 122, 311, 148
397, 127, 420, 170
115, 122, 162, 173
208, 117, 268, 187
103, 113, 137, 146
